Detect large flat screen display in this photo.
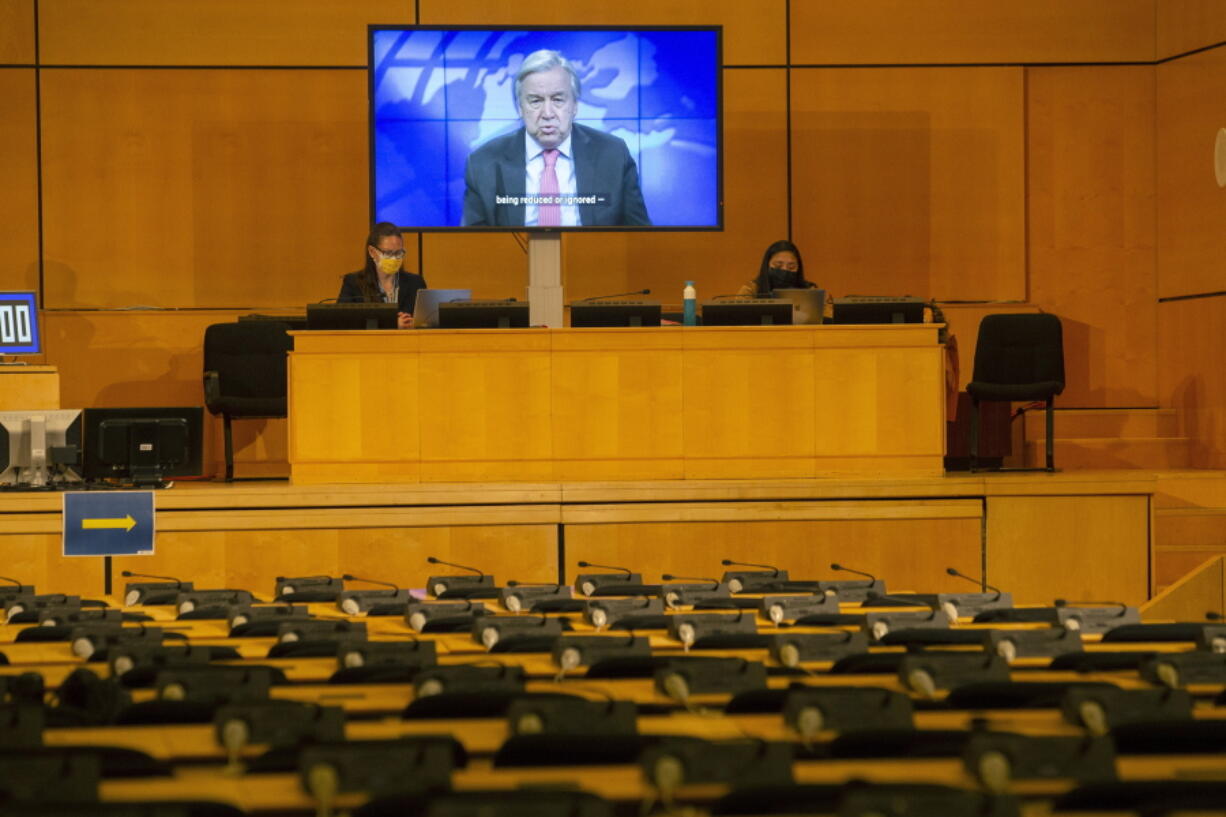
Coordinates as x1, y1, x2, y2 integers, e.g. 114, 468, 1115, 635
369, 26, 722, 231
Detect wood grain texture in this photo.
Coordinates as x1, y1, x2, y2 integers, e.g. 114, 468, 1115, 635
38, 0, 412, 66
1156, 46, 1226, 299
39, 69, 377, 310
789, 67, 1025, 304
289, 326, 945, 484
0, 368, 59, 409
986, 494, 1150, 605
1143, 554, 1224, 619
1027, 66, 1158, 407
1157, 0, 1226, 59
415, 0, 785, 67
0, 70, 39, 297
791, 0, 1156, 65
0, 0, 34, 64
1157, 298, 1226, 468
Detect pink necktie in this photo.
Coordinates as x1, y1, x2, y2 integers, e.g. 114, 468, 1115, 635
539, 149, 561, 227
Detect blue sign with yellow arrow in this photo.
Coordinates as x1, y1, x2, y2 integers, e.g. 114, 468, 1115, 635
63, 491, 155, 557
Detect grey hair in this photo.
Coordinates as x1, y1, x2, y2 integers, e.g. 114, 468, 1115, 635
514, 49, 581, 106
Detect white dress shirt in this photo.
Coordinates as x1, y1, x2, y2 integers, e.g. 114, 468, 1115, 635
524, 132, 579, 227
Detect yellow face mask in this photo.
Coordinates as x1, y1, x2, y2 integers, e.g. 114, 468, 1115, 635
377, 254, 403, 276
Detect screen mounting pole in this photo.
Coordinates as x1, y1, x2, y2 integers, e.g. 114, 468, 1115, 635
527, 233, 564, 328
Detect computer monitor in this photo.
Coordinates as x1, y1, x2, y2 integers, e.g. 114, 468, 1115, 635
0, 410, 83, 488
438, 300, 531, 329
412, 289, 474, 328
369, 26, 722, 231
701, 299, 792, 326
82, 407, 204, 486
570, 300, 662, 327
306, 302, 399, 330
0, 292, 41, 355
832, 296, 926, 325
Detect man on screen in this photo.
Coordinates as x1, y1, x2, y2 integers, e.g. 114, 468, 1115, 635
462, 49, 651, 227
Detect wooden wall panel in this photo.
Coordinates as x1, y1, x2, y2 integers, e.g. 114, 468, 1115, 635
1156, 46, 1226, 298
986, 494, 1150, 605
1027, 66, 1157, 408
0, 69, 39, 296
1158, 297, 1226, 468
39, 0, 412, 66
566, 515, 983, 595
0, 0, 35, 64
416, 0, 785, 67
1157, 0, 1226, 59
40, 69, 379, 310
791, 0, 1155, 65
790, 67, 1025, 303
42, 310, 287, 479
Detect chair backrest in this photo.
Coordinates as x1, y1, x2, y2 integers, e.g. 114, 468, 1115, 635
971, 313, 1065, 388
203, 321, 292, 400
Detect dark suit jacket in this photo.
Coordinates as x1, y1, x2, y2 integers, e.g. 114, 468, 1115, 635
338, 269, 428, 315
462, 124, 651, 227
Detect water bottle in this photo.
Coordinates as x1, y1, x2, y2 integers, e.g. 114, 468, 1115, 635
683, 281, 697, 326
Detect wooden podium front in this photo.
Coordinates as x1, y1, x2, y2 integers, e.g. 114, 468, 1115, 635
288, 325, 945, 484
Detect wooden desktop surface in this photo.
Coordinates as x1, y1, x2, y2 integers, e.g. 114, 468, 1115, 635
288, 324, 946, 484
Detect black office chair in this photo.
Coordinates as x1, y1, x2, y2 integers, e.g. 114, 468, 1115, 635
966, 313, 1064, 472
203, 321, 292, 481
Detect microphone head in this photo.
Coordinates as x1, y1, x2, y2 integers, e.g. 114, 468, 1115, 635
341, 574, 356, 581
576, 561, 591, 568
945, 567, 959, 576
830, 563, 842, 571
507, 580, 520, 586
720, 559, 733, 566
121, 571, 134, 577
1207, 611, 1223, 621
641, 288, 651, 295
1054, 598, 1068, 607
426, 557, 440, 564
661, 574, 676, 581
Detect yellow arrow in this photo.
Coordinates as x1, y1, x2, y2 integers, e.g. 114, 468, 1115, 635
82, 515, 136, 532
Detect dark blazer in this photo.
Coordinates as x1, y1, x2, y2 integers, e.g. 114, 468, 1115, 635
462, 124, 651, 227
338, 269, 428, 315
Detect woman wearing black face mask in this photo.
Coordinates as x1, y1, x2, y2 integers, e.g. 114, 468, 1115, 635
737, 239, 815, 297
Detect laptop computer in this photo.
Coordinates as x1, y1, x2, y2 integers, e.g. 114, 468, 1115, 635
773, 288, 827, 325
411, 289, 472, 328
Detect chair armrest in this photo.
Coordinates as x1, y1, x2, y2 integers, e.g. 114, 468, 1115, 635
203, 370, 222, 411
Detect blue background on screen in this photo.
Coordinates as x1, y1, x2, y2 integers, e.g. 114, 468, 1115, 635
0, 291, 40, 355
371, 28, 720, 228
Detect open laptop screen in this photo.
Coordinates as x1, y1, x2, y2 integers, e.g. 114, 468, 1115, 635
412, 289, 473, 328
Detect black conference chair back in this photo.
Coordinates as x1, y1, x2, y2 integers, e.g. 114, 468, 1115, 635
202, 321, 293, 481
966, 313, 1064, 471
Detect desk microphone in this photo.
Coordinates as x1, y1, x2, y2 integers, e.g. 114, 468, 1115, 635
0, 575, 26, 588
830, 563, 877, 582
945, 567, 1005, 599
426, 557, 485, 580
121, 570, 186, 587
576, 561, 633, 575
341, 574, 400, 592
576, 288, 651, 302
721, 559, 781, 576
661, 574, 721, 589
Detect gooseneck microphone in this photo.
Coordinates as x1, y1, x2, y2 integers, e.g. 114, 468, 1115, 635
578, 288, 651, 302
576, 561, 632, 575
120, 570, 185, 586
341, 574, 400, 592
830, 563, 877, 582
0, 575, 25, 588
721, 559, 781, 576
945, 566, 1005, 598
425, 557, 485, 579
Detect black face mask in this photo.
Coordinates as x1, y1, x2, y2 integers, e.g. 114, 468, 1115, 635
767, 267, 799, 289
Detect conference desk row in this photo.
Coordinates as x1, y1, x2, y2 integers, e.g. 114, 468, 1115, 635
288, 324, 946, 484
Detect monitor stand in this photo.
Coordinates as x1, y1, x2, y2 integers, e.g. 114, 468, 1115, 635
526, 233, 563, 328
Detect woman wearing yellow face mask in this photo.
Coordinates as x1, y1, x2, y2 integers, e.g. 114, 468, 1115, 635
337, 222, 428, 329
